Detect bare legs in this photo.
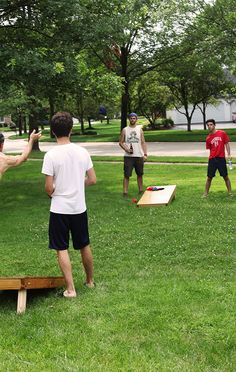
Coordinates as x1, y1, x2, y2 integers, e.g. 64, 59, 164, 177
224, 175, 232, 193
123, 176, 129, 195
203, 176, 212, 197
57, 244, 94, 296
80, 245, 94, 286
137, 175, 143, 193
123, 176, 143, 195
203, 175, 232, 197
57, 250, 76, 297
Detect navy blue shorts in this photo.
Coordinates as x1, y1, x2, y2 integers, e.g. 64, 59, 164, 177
207, 157, 228, 178
49, 211, 90, 250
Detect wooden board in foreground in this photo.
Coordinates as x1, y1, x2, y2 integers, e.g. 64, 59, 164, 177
0, 276, 65, 314
137, 185, 176, 207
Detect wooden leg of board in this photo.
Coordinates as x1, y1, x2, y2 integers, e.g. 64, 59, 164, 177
17, 289, 27, 314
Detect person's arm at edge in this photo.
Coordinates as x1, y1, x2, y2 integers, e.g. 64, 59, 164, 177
85, 167, 96, 186
45, 175, 54, 197
140, 129, 147, 161
119, 129, 131, 154
5, 130, 41, 167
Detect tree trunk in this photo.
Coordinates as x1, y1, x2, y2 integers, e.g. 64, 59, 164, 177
77, 92, 84, 134
49, 96, 55, 138
183, 103, 192, 132
18, 112, 22, 136
121, 82, 129, 130
202, 102, 207, 130
120, 47, 129, 131
187, 117, 191, 132
23, 115, 27, 134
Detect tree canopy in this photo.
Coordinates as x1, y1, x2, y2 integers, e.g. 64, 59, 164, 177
0, 0, 235, 138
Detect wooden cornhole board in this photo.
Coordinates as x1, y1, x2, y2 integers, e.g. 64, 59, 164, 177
137, 185, 176, 207
0, 276, 65, 314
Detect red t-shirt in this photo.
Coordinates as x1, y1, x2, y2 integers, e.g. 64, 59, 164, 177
206, 130, 229, 159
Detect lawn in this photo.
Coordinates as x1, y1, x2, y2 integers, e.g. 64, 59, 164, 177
8, 119, 236, 143
0, 161, 236, 370
27, 151, 209, 164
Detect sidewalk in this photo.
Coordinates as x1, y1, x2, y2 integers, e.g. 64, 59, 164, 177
3, 131, 236, 157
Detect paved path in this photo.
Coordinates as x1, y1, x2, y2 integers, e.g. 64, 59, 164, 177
3, 130, 236, 157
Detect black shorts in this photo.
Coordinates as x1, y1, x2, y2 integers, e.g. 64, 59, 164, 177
49, 211, 90, 250
124, 157, 144, 177
207, 157, 228, 178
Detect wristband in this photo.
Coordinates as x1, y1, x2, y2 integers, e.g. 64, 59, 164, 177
144, 154, 147, 156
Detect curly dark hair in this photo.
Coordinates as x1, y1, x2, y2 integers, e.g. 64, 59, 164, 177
51, 112, 73, 138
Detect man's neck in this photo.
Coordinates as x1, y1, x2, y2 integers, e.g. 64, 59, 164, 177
56, 137, 71, 145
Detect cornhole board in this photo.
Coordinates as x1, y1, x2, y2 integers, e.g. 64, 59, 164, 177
137, 185, 176, 207
0, 276, 65, 314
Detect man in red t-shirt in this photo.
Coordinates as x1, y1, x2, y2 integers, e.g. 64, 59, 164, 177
203, 119, 232, 197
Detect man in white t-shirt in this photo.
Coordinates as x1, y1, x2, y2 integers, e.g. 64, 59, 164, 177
119, 113, 147, 196
42, 112, 96, 298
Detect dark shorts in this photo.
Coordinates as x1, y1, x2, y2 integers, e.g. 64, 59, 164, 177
124, 157, 144, 177
49, 211, 90, 250
207, 157, 228, 178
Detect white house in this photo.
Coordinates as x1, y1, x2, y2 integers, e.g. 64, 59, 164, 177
167, 98, 236, 124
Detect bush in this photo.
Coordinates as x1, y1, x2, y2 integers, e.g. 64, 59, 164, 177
142, 118, 174, 131
161, 118, 174, 128
83, 130, 97, 135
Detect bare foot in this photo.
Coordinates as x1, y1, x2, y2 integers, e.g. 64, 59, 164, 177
63, 290, 77, 298
84, 282, 96, 289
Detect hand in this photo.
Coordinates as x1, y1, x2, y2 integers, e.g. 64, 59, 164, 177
228, 155, 232, 161
143, 155, 147, 162
29, 130, 42, 142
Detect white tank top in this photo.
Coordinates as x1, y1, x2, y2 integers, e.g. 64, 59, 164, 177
124, 125, 144, 157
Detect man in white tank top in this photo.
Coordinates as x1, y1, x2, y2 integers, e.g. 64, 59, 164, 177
119, 113, 147, 196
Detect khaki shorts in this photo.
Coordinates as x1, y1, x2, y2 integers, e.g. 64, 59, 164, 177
124, 157, 144, 177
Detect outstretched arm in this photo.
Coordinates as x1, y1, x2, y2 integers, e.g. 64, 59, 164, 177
0, 130, 41, 175
5, 130, 41, 167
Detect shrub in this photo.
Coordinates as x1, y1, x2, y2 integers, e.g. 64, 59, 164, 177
161, 118, 174, 128
83, 130, 97, 135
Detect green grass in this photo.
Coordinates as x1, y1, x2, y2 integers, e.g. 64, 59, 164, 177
28, 151, 209, 164
0, 161, 236, 370
8, 119, 236, 142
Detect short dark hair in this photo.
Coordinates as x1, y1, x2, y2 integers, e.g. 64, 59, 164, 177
51, 112, 73, 138
0, 132, 5, 144
206, 119, 216, 126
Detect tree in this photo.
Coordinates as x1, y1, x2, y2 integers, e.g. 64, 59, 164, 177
81, 0, 209, 130
132, 71, 172, 127
0, 0, 84, 147
159, 28, 231, 131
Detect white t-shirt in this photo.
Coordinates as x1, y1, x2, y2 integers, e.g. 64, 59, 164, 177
124, 125, 144, 157
42, 143, 93, 214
